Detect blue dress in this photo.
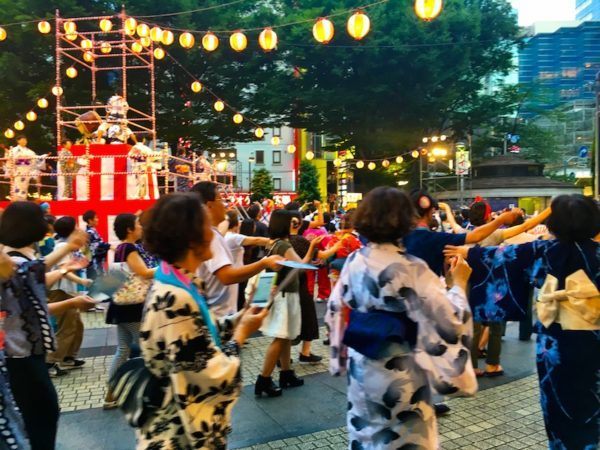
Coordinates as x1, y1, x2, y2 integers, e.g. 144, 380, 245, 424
466, 239, 600, 450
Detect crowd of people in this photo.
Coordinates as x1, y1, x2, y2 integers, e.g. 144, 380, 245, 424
0, 181, 597, 449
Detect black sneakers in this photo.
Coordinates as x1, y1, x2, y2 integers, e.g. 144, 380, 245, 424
47, 363, 68, 378
60, 357, 86, 370
299, 353, 323, 364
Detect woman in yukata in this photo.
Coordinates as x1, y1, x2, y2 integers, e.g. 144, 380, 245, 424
445, 194, 600, 450
327, 187, 477, 450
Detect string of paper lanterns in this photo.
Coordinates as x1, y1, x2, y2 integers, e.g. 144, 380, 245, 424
3, 89, 54, 139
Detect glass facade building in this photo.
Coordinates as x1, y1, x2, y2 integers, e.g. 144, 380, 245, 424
576, 0, 600, 21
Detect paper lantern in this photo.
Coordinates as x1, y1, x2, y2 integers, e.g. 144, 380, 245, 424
440, 134, 447, 141
99, 19, 113, 32
139, 37, 151, 47
153, 48, 165, 59
63, 21, 77, 35
4, 129, 14, 139
271, 136, 280, 146
80, 38, 93, 49
14, 121, 24, 131
214, 100, 225, 112
411, 150, 419, 158
347, 11, 370, 40
333, 158, 342, 167
254, 127, 264, 138
66, 33, 77, 41
150, 27, 163, 42
313, 18, 334, 44
0, 27, 6, 42
131, 41, 143, 53
420, 148, 428, 156
431, 136, 439, 142
38, 21, 51, 34
179, 32, 195, 49
414, 0, 443, 21
37, 98, 49, 109
287, 144, 296, 154
233, 113, 243, 124
161, 30, 174, 45
368, 162, 376, 170
202, 32, 219, 51
191, 81, 203, 93
428, 155, 436, 163
305, 151, 315, 161
26, 111, 37, 122
382, 159, 390, 168
229, 31, 247, 52
83, 51, 95, 62
66, 67, 78, 78
125, 17, 137, 33
396, 156, 404, 164
137, 23, 150, 37
356, 160, 364, 169
52, 86, 63, 96
258, 27, 277, 52
100, 42, 112, 54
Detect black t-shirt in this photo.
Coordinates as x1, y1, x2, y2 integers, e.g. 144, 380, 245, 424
106, 243, 145, 324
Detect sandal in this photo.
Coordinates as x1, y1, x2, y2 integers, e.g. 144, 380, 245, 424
474, 369, 485, 378
484, 369, 504, 378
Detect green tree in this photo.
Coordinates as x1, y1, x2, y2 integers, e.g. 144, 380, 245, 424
250, 168, 273, 202
297, 161, 322, 202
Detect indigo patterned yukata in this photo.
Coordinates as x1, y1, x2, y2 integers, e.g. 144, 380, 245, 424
466, 239, 600, 450
86, 225, 110, 279
328, 243, 477, 450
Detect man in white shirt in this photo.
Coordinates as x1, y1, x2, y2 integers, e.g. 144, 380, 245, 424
191, 181, 283, 317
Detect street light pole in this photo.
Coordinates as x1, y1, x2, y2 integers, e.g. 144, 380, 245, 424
595, 72, 600, 199
248, 152, 255, 196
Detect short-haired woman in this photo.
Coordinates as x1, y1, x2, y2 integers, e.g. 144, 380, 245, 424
445, 194, 600, 449
328, 187, 476, 449
104, 213, 156, 409
138, 193, 267, 449
255, 209, 324, 397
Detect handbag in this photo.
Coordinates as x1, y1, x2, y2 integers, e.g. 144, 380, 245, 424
110, 244, 153, 305
343, 309, 418, 360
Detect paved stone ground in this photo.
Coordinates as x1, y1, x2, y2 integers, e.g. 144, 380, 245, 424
55, 307, 548, 449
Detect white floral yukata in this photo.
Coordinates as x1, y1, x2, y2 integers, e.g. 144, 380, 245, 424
327, 243, 477, 450
138, 275, 241, 450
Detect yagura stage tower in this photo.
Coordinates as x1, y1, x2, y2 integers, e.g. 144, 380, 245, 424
54, 7, 156, 146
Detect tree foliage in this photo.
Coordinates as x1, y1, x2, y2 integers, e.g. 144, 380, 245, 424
296, 160, 321, 203
250, 168, 273, 202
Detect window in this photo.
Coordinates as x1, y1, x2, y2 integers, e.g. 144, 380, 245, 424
273, 178, 282, 191
273, 151, 281, 165
256, 150, 264, 165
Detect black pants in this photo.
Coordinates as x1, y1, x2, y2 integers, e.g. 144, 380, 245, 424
6, 355, 59, 450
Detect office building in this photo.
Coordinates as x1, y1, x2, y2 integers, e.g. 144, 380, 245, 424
576, 0, 600, 21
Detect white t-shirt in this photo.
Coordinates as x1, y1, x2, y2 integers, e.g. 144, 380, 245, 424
50, 241, 79, 295
224, 232, 246, 268
197, 228, 237, 317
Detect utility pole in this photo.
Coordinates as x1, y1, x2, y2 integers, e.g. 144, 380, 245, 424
595, 72, 600, 199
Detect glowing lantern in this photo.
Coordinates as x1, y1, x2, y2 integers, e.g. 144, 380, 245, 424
38, 21, 51, 34
63, 21, 77, 35
80, 38, 92, 49
161, 30, 174, 45
66, 67, 78, 78
191, 81, 202, 93
83, 51, 95, 62
26, 111, 37, 122
99, 19, 113, 32
305, 151, 315, 161
100, 42, 112, 54
14, 121, 24, 131
66, 33, 77, 41
271, 136, 280, 146
414, 0, 443, 21
125, 17, 137, 33
258, 28, 277, 52
356, 160, 364, 169
396, 156, 404, 164
37, 98, 49, 109
4, 129, 14, 139
202, 32, 219, 51
179, 32, 195, 49
428, 155, 436, 163
313, 18, 334, 44
368, 162, 376, 170
137, 23, 150, 37
347, 10, 370, 40
150, 27, 163, 42
229, 31, 247, 52
233, 113, 243, 124
0, 28, 7, 42
287, 144, 296, 154
254, 127, 264, 139
382, 159, 390, 168
411, 150, 419, 158
131, 41, 143, 53
140, 37, 151, 47
153, 48, 165, 60
52, 86, 63, 96
214, 100, 225, 112
420, 148, 428, 156
333, 158, 342, 167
